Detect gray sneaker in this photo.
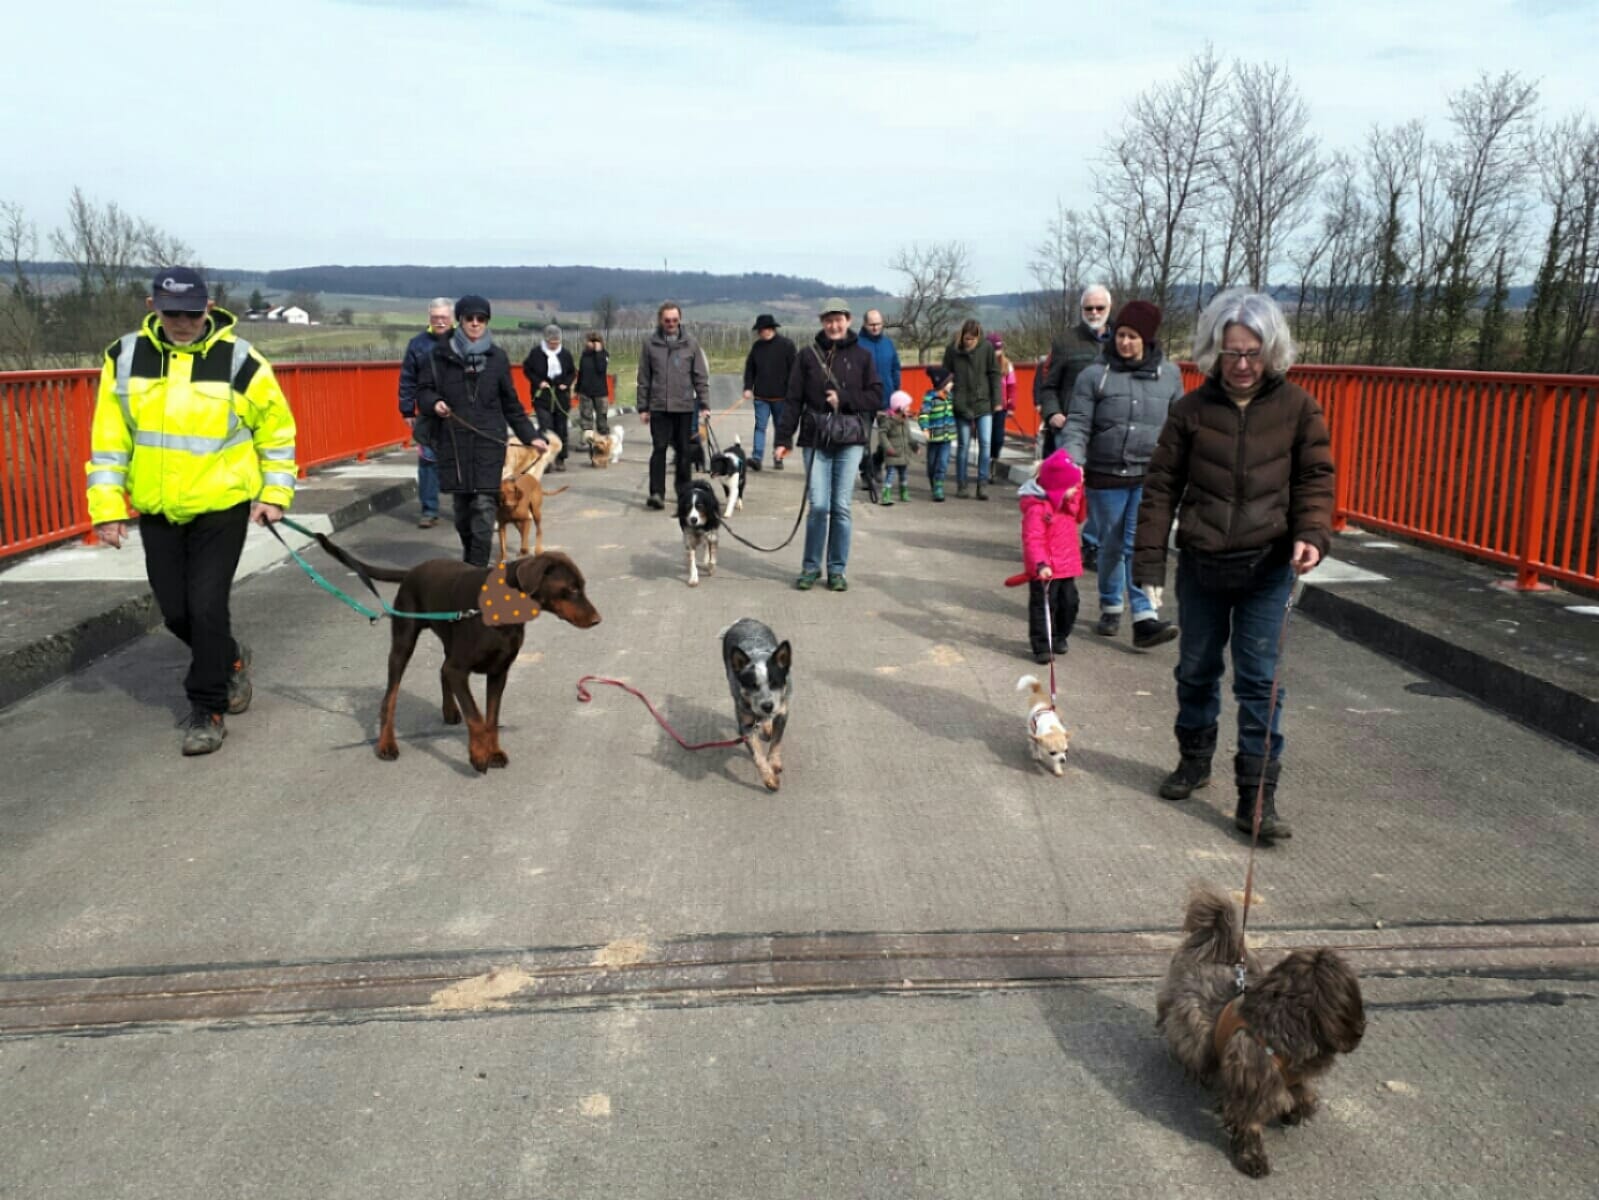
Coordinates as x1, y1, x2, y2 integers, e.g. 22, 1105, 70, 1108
226, 642, 253, 714
181, 709, 227, 756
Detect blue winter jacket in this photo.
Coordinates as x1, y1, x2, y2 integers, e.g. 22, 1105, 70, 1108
858, 328, 902, 410
399, 327, 449, 461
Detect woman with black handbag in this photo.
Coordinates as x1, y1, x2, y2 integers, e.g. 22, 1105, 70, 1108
774, 298, 883, 592
1133, 291, 1334, 843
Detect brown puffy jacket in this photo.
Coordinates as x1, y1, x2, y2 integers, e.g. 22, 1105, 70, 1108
1133, 374, 1334, 585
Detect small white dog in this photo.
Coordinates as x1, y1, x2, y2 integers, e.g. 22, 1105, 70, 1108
1017, 674, 1070, 775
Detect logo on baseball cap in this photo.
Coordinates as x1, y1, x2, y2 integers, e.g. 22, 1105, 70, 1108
151, 267, 210, 312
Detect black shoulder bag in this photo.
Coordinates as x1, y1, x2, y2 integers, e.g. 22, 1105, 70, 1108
809, 345, 869, 449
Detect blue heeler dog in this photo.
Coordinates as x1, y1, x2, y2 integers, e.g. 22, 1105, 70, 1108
721, 618, 792, 792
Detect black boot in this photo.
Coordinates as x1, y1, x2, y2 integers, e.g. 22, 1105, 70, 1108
1159, 724, 1216, 801
1233, 754, 1292, 841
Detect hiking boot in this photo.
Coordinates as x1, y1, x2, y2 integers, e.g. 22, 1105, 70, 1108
795, 570, 820, 591
1082, 544, 1099, 573
976, 484, 989, 501
956, 482, 969, 499
1233, 754, 1292, 841
898, 483, 910, 502
1159, 723, 1217, 801
1052, 639, 1069, 656
226, 642, 253, 715
180, 709, 226, 756
418, 515, 437, 529
748, 458, 762, 471
1094, 612, 1121, 637
772, 457, 785, 471
1032, 648, 1051, 665
646, 494, 665, 510
932, 482, 945, 502
1132, 617, 1179, 649
828, 574, 848, 592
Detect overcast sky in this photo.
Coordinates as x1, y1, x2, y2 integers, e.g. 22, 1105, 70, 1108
9, 0, 1597, 293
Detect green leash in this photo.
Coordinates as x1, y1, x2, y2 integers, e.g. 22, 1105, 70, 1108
270, 516, 475, 623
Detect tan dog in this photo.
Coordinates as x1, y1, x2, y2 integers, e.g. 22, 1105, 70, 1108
503, 432, 563, 483
582, 426, 623, 468
497, 475, 569, 561
1018, 674, 1071, 775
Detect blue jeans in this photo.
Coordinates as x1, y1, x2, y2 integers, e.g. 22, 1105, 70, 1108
752, 398, 777, 462
1087, 485, 1153, 618
802, 444, 865, 577
417, 457, 440, 518
1080, 505, 1099, 554
1174, 555, 1295, 759
884, 464, 907, 488
955, 413, 992, 485
925, 441, 951, 484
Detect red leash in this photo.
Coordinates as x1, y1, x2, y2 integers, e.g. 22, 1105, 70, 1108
576, 675, 747, 751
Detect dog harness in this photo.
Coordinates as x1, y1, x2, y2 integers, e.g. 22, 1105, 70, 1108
1213, 996, 1301, 1087
479, 567, 541, 626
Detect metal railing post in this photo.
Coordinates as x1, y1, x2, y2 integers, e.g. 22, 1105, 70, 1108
1513, 382, 1558, 590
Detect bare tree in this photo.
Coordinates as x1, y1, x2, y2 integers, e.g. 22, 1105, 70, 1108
0, 200, 44, 368
1103, 45, 1228, 308
1430, 72, 1540, 364
1022, 203, 1097, 344
1220, 61, 1324, 290
1524, 115, 1599, 372
889, 241, 976, 363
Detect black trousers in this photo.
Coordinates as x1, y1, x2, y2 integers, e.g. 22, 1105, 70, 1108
139, 502, 251, 714
1029, 577, 1081, 654
453, 491, 499, 568
535, 395, 571, 463
648, 410, 697, 499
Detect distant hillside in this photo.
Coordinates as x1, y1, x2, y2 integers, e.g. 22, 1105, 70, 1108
261, 265, 880, 308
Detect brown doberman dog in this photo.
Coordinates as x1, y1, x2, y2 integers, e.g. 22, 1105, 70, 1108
315, 535, 601, 773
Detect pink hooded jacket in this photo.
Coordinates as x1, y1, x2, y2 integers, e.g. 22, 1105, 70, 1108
1018, 451, 1086, 580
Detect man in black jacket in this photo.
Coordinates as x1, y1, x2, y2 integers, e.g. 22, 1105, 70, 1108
417, 295, 548, 567
522, 324, 576, 472
741, 313, 796, 471
397, 298, 453, 527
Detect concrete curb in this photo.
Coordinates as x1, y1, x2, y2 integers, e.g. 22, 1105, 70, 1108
0, 480, 417, 713
990, 451, 1597, 756
1297, 582, 1598, 757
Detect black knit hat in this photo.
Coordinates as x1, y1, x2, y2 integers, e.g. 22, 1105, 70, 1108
455, 294, 492, 320
927, 365, 953, 390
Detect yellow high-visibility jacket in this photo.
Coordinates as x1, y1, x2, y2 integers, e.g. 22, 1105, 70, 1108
86, 308, 298, 525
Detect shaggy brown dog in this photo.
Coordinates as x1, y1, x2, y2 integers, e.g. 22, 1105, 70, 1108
497, 475, 568, 561
1155, 883, 1366, 1178
314, 537, 600, 773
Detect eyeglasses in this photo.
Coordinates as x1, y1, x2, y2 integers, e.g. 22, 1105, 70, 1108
1082, 305, 1107, 314
165, 310, 206, 320
461, 314, 489, 323
1218, 349, 1263, 363
661, 318, 681, 326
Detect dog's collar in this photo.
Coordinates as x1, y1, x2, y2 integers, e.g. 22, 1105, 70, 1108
479, 567, 541, 626
1214, 996, 1300, 1086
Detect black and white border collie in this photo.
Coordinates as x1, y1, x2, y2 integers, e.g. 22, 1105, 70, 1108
708, 436, 750, 513
677, 478, 721, 587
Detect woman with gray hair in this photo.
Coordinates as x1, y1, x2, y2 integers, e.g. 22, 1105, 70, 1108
522, 324, 576, 471
1133, 290, 1335, 844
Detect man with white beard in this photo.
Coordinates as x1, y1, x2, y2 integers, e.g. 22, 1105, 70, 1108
1038, 283, 1114, 568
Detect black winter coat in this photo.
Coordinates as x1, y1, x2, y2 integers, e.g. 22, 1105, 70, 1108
743, 334, 797, 398
522, 345, 577, 408
576, 347, 610, 398
776, 330, 882, 450
416, 343, 539, 493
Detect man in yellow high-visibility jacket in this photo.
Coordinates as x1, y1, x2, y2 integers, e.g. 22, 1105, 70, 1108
86, 267, 298, 756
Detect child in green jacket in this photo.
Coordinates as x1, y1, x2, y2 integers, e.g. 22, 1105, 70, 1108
919, 366, 957, 502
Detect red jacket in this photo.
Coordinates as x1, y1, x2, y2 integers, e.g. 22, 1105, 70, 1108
1019, 482, 1086, 580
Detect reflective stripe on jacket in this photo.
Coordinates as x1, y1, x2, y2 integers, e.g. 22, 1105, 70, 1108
86, 308, 298, 525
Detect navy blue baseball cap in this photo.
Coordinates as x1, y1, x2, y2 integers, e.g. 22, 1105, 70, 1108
151, 267, 209, 312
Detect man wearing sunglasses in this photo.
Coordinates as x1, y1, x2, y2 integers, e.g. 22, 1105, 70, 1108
86, 267, 299, 756
1038, 284, 1114, 568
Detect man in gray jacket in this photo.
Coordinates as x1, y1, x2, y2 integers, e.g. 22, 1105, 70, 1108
638, 301, 710, 508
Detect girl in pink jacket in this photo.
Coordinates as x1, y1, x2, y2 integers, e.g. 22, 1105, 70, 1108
1018, 450, 1086, 663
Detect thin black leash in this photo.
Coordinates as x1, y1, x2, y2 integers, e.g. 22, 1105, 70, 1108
1235, 577, 1305, 990
716, 446, 817, 553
